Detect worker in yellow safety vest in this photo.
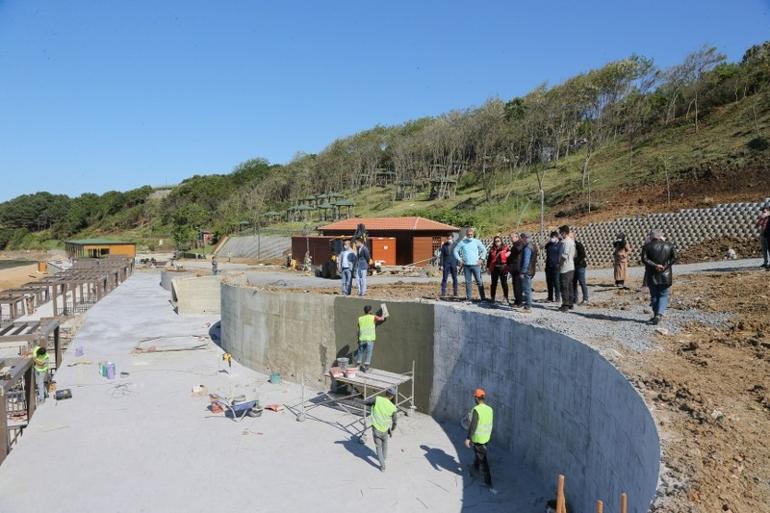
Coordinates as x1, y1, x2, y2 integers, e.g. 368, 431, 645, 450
32, 344, 50, 402
465, 388, 496, 494
355, 305, 385, 372
367, 387, 398, 472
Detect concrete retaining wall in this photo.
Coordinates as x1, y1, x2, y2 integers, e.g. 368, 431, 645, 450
216, 234, 291, 260
171, 276, 221, 315
431, 304, 659, 513
221, 283, 338, 383
219, 284, 660, 512
160, 269, 196, 291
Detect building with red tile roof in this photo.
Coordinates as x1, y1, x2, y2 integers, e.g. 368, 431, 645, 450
318, 217, 458, 266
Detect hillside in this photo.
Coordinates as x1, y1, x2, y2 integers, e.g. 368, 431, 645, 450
1, 41, 769, 251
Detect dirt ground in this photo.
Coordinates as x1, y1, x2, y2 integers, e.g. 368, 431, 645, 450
283, 270, 770, 513
518, 166, 770, 233
0, 264, 45, 292
620, 270, 770, 513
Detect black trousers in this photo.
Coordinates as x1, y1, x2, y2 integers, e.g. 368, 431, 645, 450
545, 266, 560, 301
560, 270, 575, 307
489, 268, 508, 301
472, 442, 492, 486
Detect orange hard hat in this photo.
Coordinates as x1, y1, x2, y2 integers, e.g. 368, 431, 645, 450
474, 388, 486, 398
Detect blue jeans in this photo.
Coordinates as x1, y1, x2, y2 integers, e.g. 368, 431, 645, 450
36, 370, 47, 401
441, 265, 458, 296
340, 268, 352, 295
572, 267, 588, 302
520, 274, 532, 308
649, 284, 671, 317
356, 341, 374, 365
462, 265, 485, 300
762, 235, 769, 266
355, 267, 367, 296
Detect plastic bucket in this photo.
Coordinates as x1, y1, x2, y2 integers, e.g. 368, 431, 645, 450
269, 372, 281, 385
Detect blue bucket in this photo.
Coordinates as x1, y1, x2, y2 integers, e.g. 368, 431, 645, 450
269, 372, 281, 385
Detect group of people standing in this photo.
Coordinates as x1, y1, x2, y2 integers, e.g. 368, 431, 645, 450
337, 238, 372, 296
441, 225, 587, 313
439, 224, 679, 325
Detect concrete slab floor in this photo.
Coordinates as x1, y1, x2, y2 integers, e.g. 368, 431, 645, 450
0, 273, 546, 513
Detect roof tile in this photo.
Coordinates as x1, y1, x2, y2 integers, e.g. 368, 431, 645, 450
319, 217, 458, 232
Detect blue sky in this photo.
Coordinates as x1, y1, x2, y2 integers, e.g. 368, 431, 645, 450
1, 0, 769, 201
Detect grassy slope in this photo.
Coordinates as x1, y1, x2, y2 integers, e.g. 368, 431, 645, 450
61, 96, 770, 248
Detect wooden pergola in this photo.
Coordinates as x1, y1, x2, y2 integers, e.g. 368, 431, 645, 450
28, 256, 134, 318
0, 356, 36, 465
0, 318, 62, 371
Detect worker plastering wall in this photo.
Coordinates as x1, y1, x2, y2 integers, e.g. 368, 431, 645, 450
219, 282, 660, 513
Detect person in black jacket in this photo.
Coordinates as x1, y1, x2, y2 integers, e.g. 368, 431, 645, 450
439, 235, 458, 296
641, 229, 676, 325
543, 232, 562, 302
572, 238, 589, 304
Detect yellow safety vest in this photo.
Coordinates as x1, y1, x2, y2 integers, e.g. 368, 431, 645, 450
371, 396, 397, 433
32, 345, 50, 373
471, 403, 493, 444
358, 314, 376, 342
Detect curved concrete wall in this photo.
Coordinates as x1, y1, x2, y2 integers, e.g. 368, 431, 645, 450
172, 275, 221, 315
160, 269, 195, 291
220, 283, 659, 512
431, 304, 659, 513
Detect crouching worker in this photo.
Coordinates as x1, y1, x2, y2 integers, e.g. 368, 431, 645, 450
32, 344, 50, 402
368, 387, 398, 472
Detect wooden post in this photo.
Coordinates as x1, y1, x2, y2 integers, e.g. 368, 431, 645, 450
52, 284, 58, 316
556, 474, 567, 513
620, 493, 628, 513
0, 391, 8, 465
24, 365, 36, 420
596, 500, 603, 513
62, 283, 68, 316
53, 328, 61, 370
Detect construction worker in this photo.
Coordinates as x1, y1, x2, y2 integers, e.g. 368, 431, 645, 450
355, 305, 385, 372
211, 256, 219, 276
368, 387, 398, 472
465, 388, 496, 494
32, 344, 50, 402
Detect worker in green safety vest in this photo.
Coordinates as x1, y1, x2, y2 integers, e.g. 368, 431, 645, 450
355, 305, 385, 372
32, 344, 50, 402
465, 388, 496, 494
367, 387, 398, 472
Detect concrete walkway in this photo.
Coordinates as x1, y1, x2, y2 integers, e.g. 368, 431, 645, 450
0, 273, 539, 513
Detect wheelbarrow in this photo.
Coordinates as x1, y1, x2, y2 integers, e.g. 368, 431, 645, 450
209, 394, 262, 422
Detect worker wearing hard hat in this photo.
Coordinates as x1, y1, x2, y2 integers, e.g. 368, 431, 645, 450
465, 388, 496, 494
367, 387, 398, 472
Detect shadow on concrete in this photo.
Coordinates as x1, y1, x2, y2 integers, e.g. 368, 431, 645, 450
208, 321, 222, 346
570, 310, 649, 324
420, 444, 463, 475
334, 437, 380, 470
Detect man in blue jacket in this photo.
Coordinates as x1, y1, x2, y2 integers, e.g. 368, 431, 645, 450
453, 228, 487, 302
517, 233, 538, 312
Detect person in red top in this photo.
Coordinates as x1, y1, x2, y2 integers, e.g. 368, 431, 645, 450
486, 235, 510, 304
